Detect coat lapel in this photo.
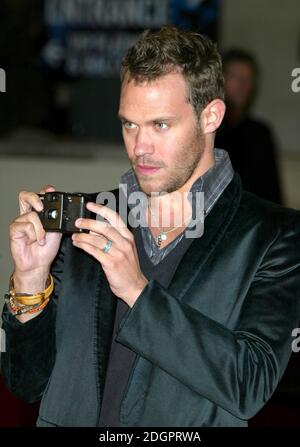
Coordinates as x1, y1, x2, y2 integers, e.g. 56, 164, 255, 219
168, 173, 242, 299
93, 189, 129, 419
72, 193, 118, 421
119, 174, 242, 426
91, 175, 242, 425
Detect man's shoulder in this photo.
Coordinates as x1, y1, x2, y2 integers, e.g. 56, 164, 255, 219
238, 189, 300, 236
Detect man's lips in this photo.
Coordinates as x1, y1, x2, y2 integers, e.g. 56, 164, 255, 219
136, 165, 161, 175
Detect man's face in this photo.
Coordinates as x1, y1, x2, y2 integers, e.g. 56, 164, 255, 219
118, 72, 205, 196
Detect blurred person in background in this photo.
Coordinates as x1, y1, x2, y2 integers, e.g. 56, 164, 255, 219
215, 49, 283, 204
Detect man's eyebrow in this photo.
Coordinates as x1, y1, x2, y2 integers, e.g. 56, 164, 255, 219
117, 114, 180, 125
151, 116, 179, 122
118, 114, 128, 121
118, 114, 178, 121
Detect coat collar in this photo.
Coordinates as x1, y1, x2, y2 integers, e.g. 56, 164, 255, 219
167, 173, 242, 299
117, 173, 243, 425
84, 173, 242, 423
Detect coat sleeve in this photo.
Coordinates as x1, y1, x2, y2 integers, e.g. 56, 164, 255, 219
0, 236, 67, 403
116, 213, 300, 419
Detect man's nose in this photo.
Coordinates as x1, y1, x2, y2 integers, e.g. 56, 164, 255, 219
133, 128, 154, 156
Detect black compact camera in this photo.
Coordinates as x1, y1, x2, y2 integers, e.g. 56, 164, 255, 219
38, 191, 94, 233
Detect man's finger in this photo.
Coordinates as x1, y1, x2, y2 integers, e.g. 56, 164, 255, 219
10, 221, 38, 245
72, 232, 110, 250
39, 185, 56, 194
15, 211, 46, 245
19, 191, 44, 215
86, 202, 130, 238
75, 218, 124, 245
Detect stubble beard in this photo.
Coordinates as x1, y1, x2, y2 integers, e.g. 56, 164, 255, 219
132, 127, 205, 197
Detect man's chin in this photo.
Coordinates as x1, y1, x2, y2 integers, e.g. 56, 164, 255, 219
135, 177, 163, 196
133, 169, 180, 195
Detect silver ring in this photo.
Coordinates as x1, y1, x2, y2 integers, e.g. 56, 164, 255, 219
102, 239, 113, 253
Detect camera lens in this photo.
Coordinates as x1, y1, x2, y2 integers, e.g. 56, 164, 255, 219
47, 209, 58, 220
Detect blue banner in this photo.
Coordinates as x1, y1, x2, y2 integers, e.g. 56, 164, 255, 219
42, 0, 220, 77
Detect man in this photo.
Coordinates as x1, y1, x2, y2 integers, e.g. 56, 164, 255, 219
1, 26, 300, 427
215, 49, 283, 204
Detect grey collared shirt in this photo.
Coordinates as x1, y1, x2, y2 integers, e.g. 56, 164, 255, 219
120, 148, 234, 265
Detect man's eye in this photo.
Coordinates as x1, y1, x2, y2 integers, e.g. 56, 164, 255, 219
155, 122, 168, 130
123, 121, 137, 129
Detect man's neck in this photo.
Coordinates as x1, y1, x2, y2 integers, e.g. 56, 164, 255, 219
148, 147, 215, 220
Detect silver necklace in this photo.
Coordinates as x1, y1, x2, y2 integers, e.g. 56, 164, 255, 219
147, 201, 191, 247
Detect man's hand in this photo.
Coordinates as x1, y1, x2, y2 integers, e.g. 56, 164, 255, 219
72, 202, 148, 307
10, 185, 62, 291
9, 185, 63, 323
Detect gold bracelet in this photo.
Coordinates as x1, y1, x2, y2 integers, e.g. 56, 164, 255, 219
9, 273, 54, 306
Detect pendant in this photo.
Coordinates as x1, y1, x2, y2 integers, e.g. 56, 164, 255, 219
157, 232, 167, 247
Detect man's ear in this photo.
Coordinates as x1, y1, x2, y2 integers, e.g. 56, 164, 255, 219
200, 99, 226, 134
